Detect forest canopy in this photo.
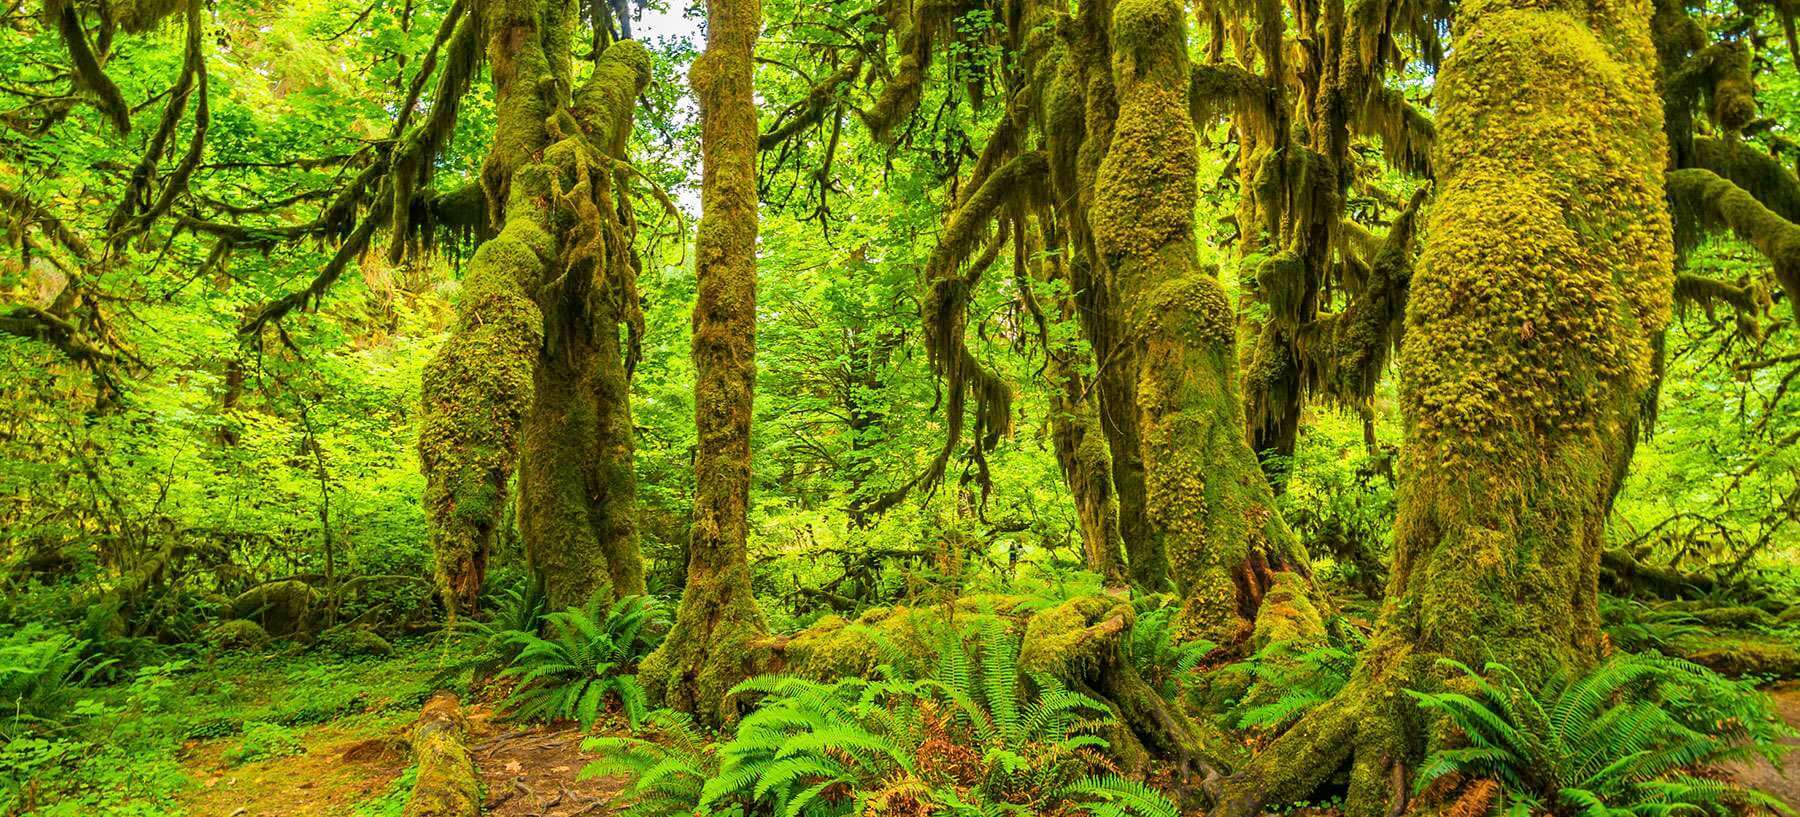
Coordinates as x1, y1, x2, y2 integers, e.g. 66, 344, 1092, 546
1, 0, 1799, 814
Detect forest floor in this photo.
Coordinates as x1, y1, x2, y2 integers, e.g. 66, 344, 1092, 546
176, 703, 624, 817
80, 646, 1795, 817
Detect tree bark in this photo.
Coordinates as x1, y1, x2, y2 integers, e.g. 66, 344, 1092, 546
638, 0, 771, 726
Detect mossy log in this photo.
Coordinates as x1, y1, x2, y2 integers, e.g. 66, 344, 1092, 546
402, 693, 480, 817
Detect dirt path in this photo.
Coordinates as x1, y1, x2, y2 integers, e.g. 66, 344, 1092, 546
1726, 682, 1800, 808
466, 707, 627, 817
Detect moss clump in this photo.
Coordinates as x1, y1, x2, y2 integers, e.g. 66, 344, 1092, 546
1020, 594, 1134, 677
1251, 571, 1326, 650
229, 580, 318, 637
1684, 605, 1775, 629
318, 626, 393, 657
207, 619, 270, 651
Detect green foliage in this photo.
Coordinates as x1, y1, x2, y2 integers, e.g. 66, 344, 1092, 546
1409, 654, 1793, 817
1233, 638, 1358, 732
1601, 598, 1706, 654
0, 624, 112, 739
224, 720, 306, 766
1123, 600, 1214, 700
587, 620, 1176, 817
497, 593, 667, 730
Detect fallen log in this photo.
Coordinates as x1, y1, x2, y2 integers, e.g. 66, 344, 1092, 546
402, 692, 481, 817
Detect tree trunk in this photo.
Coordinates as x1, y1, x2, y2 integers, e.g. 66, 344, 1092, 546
518, 319, 646, 609
420, 2, 649, 614
1091, 0, 1312, 646
638, 0, 770, 727
1214, 0, 1674, 811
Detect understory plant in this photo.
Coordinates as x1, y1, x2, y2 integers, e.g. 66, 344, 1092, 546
1409, 653, 1793, 817
1124, 601, 1214, 701
584, 622, 1179, 817
497, 593, 666, 730
0, 624, 112, 739
1233, 637, 1358, 732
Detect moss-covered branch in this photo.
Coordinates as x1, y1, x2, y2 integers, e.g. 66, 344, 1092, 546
1667, 166, 1800, 321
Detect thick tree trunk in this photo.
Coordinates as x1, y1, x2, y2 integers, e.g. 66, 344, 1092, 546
1040, 0, 1170, 592
638, 0, 770, 726
518, 318, 646, 609
1091, 0, 1311, 646
1214, 0, 1674, 811
420, 9, 649, 614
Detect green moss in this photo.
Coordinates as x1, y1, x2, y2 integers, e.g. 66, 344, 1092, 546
1020, 594, 1134, 677
318, 626, 394, 657
1251, 572, 1326, 650
207, 619, 270, 651
1676, 634, 1800, 678
1684, 605, 1776, 629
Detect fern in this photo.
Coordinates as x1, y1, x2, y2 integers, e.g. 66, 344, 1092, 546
588, 609, 1179, 817
0, 624, 112, 739
581, 710, 717, 817
1410, 654, 1794, 817
1600, 598, 1704, 655
496, 592, 668, 731
1123, 602, 1214, 700
1233, 632, 1359, 731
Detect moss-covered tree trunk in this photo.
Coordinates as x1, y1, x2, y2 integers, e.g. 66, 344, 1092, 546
637, 0, 770, 726
1038, 0, 1170, 592
1215, 0, 1673, 811
419, 0, 649, 614
1089, 0, 1312, 646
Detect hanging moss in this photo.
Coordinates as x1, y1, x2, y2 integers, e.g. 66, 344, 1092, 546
1667, 167, 1800, 322
110, 0, 184, 32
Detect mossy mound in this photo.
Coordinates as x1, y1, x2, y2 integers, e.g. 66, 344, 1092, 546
207, 619, 271, 651
318, 626, 393, 657
1685, 605, 1775, 629
776, 594, 1032, 679
230, 581, 318, 636
1251, 571, 1326, 650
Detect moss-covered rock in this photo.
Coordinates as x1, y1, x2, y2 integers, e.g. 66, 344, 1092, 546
229, 581, 318, 636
